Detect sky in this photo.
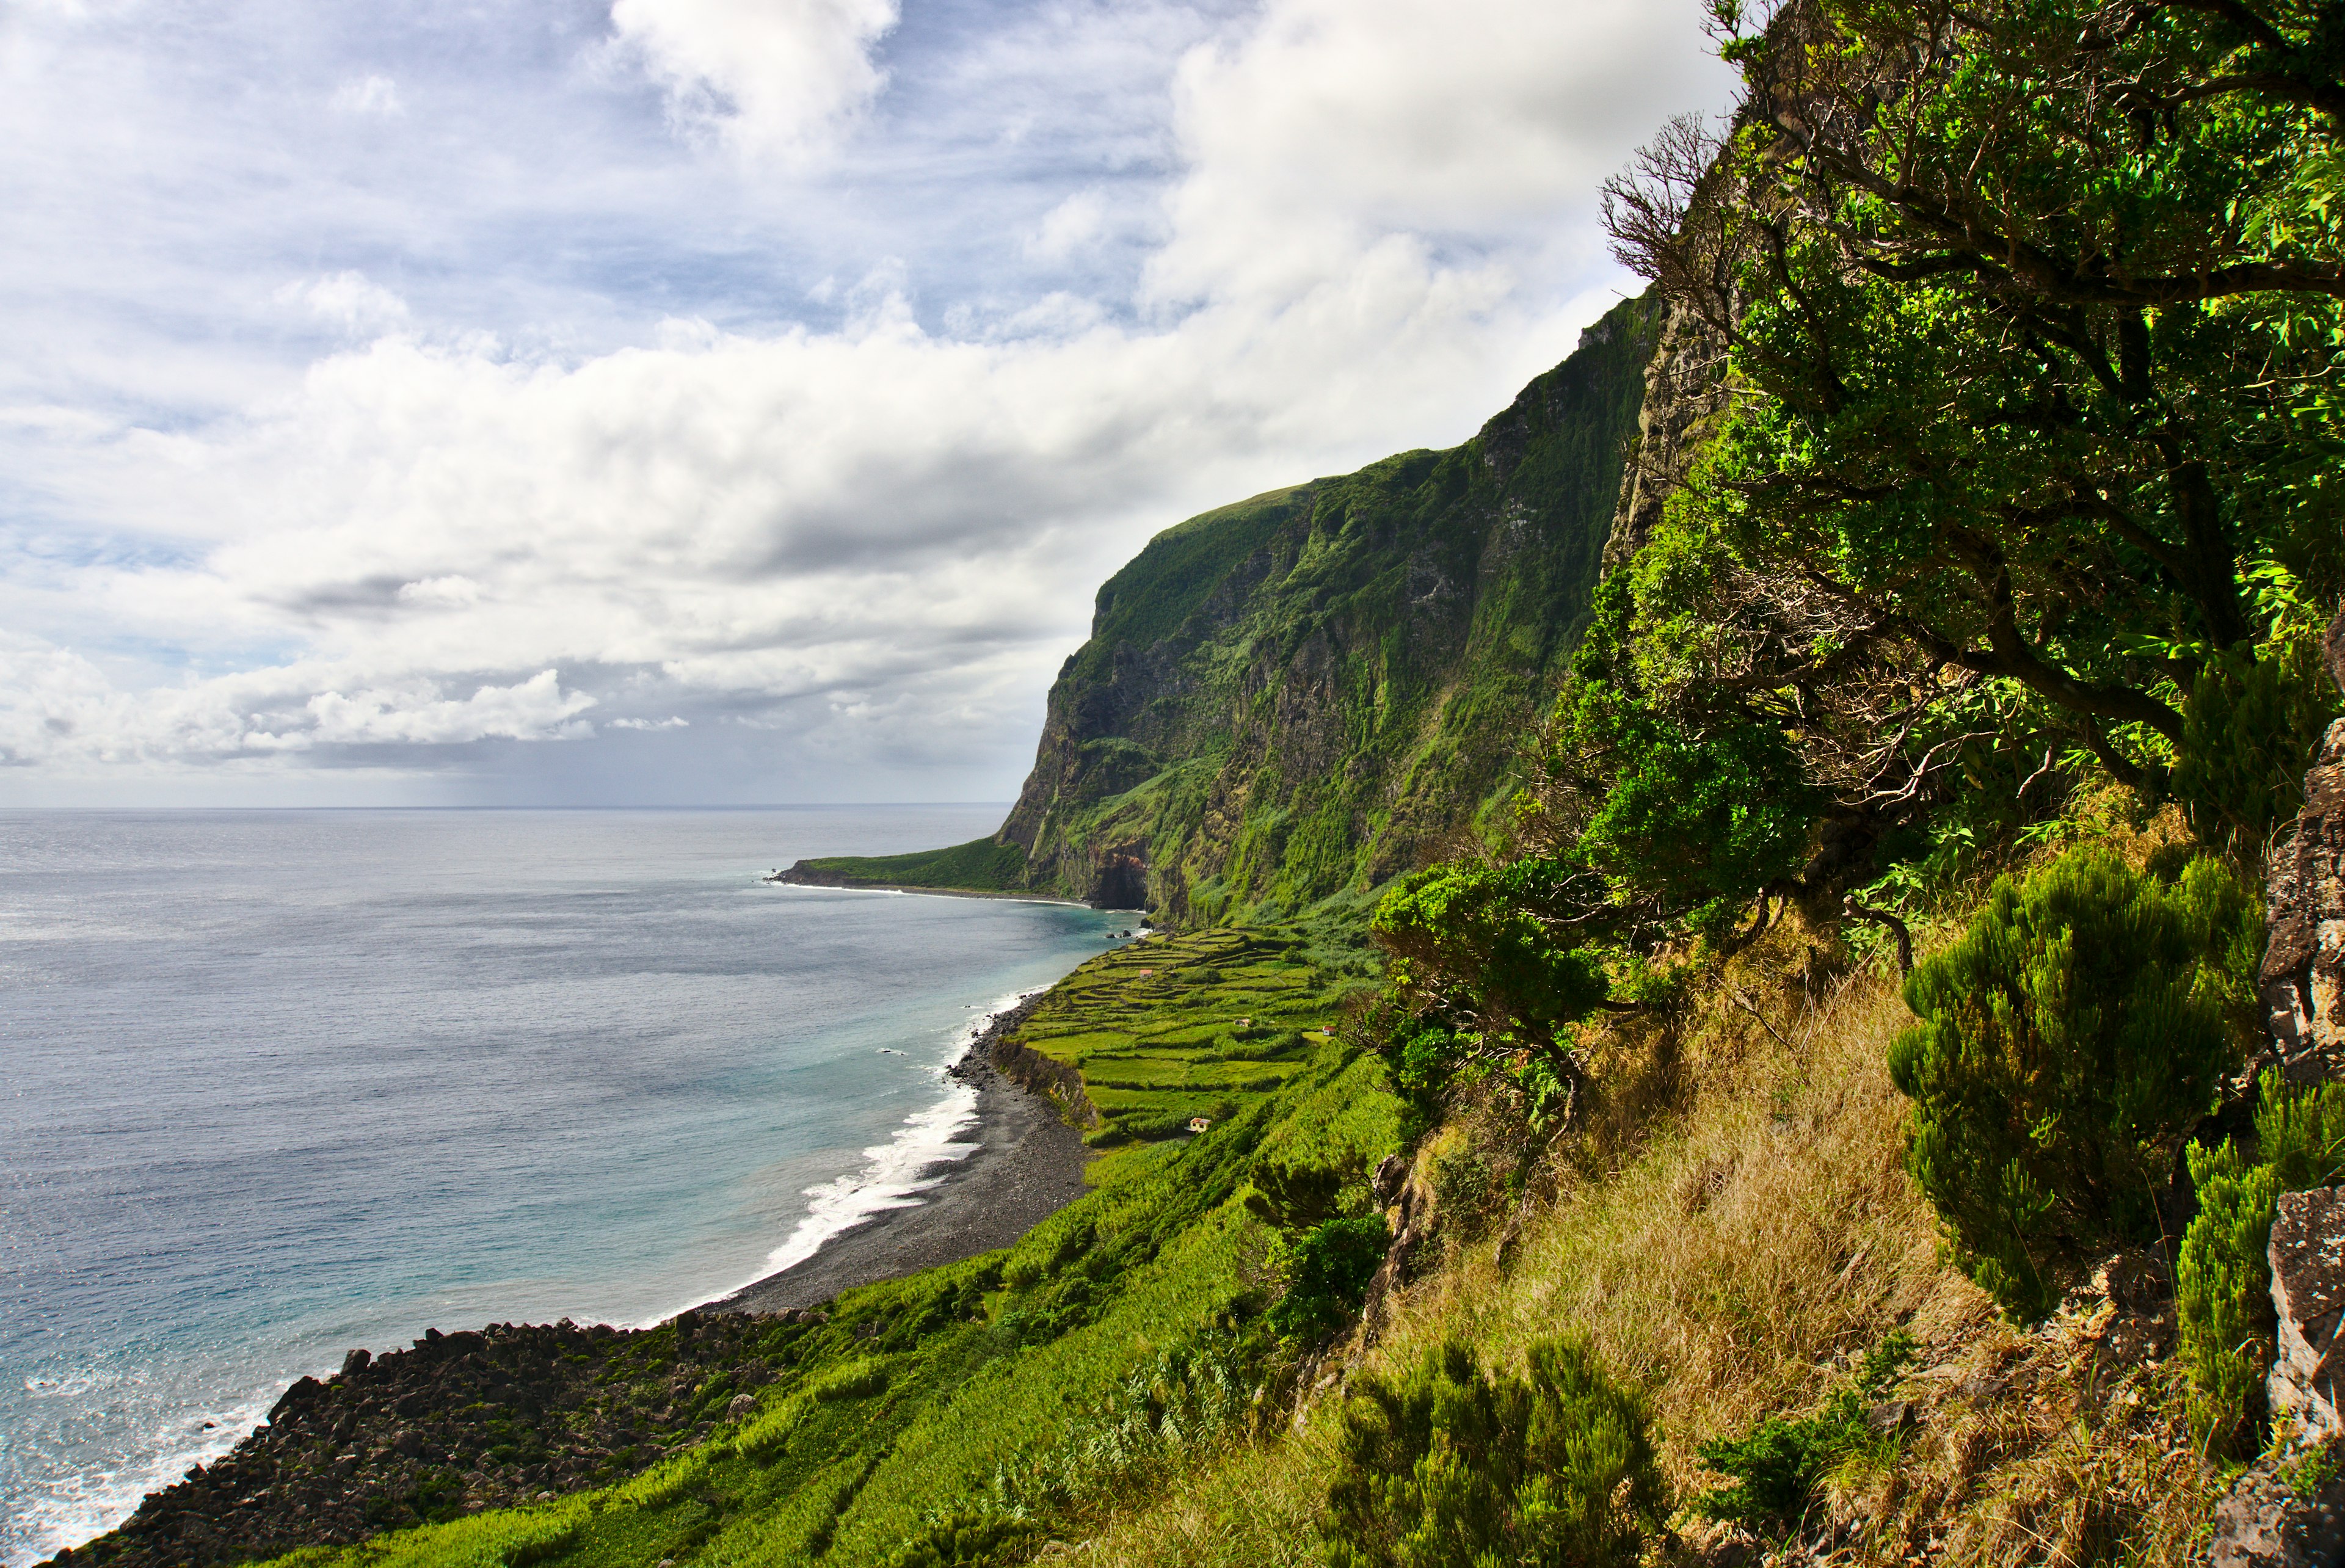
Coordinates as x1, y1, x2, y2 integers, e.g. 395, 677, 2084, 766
0, 0, 1736, 807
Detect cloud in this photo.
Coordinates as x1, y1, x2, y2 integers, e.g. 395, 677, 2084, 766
275, 272, 411, 336
609, 0, 900, 161
0, 637, 594, 768
0, 0, 1736, 803
332, 73, 401, 117
1027, 189, 1107, 262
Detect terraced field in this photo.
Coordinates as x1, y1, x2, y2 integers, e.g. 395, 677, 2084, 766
1000, 926, 1345, 1146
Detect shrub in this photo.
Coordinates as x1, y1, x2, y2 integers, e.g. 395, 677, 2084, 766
1694, 1334, 1916, 1531
1325, 1337, 1663, 1568
2173, 634, 2342, 846
881, 1511, 1041, 1568
1270, 1215, 1390, 1343
1245, 1156, 1362, 1230
1889, 848, 2259, 1319
1431, 1151, 1496, 1236
2176, 1078, 2345, 1453
1372, 858, 1611, 1033
810, 1357, 890, 1402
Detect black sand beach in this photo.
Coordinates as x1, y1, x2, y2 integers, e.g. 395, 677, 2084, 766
702, 996, 1087, 1313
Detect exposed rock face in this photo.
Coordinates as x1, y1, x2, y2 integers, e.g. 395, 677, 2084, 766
2209, 1450, 2345, 1568
2261, 616, 2345, 1084
986, 295, 1664, 919
1599, 298, 1729, 578
48, 1315, 790, 1568
2271, 1188, 2345, 1444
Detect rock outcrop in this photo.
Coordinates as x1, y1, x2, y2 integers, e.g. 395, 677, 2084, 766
2261, 616, 2345, 1083
47, 1314, 793, 1568
2271, 1188, 2345, 1444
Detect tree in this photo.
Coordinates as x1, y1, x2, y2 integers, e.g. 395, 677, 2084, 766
1604, 0, 2345, 793
1889, 848, 2260, 1318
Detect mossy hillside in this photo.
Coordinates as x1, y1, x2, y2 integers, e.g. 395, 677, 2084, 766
264, 957, 1401, 1568
782, 838, 1029, 895
800, 296, 1662, 913
997, 926, 1363, 1147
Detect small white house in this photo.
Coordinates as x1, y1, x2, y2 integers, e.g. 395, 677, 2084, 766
1188, 1116, 1212, 1134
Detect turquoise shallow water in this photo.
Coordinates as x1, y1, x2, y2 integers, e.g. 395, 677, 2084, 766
0, 808, 1126, 1566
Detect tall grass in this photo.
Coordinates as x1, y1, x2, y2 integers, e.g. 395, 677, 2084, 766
1057, 919, 2224, 1567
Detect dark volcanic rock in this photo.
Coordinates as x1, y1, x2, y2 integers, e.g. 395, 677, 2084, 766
46, 1313, 801, 1568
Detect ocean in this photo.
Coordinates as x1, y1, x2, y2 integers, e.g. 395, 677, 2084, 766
0, 808, 1127, 1567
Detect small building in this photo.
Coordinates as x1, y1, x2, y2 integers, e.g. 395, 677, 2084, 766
1188, 1116, 1212, 1134
1235, 1016, 1251, 1028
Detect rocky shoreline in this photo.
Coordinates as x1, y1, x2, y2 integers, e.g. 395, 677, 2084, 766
44, 1313, 791, 1568
703, 992, 1091, 1312
43, 998, 1096, 1568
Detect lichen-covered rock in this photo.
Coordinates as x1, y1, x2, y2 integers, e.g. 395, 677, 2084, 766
2271, 1189, 2345, 1445
1601, 297, 1728, 577
2261, 616, 2345, 1084
2208, 1448, 2345, 1568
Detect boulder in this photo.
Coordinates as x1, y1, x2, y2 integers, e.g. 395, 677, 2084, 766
2209, 1450, 2345, 1568
2260, 615, 2345, 1084
2272, 1189, 2345, 1442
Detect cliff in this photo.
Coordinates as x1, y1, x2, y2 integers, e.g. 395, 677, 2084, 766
782, 291, 1663, 921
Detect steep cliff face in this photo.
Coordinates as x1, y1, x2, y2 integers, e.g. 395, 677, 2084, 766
992, 293, 1663, 920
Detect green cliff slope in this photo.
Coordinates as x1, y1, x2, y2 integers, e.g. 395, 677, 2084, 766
783, 293, 1661, 921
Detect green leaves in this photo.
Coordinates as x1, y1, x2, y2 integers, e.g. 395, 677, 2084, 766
1610, 0, 2345, 800
1325, 1338, 1662, 1568
2172, 632, 2343, 845
2178, 1076, 2345, 1453
1693, 1333, 1918, 1531
1889, 847, 2259, 1319
1268, 1216, 1391, 1345
1372, 859, 1612, 1031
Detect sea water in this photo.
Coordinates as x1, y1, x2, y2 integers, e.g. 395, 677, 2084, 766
0, 808, 1128, 1566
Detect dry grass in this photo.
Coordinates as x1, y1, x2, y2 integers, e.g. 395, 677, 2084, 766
1045, 909, 2230, 1567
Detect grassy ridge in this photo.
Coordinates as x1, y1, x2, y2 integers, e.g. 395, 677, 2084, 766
995, 296, 1662, 922
783, 838, 1029, 895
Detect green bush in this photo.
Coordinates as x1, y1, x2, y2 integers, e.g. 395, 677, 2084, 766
1245, 1156, 1363, 1230
2174, 635, 2341, 847
1694, 1334, 1916, 1531
1889, 848, 2259, 1319
1432, 1151, 1496, 1235
2177, 1078, 2345, 1453
881, 1511, 1041, 1568
1325, 1337, 1662, 1568
1270, 1215, 1390, 1343
1372, 858, 1612, 1033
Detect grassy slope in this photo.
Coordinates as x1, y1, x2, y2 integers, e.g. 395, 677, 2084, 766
782, 839, 1029, 895
270, 942, 1397, 1568
1054, 852, 2225, 1567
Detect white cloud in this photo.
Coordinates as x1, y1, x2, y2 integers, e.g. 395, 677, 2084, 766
1152, 0, 1717, 304
1027, 188, 1107, 262
609, 0, 900, 162
275, 271, 411, 336
332, 73, 402, 117
0, 0, 1736, 803
0, 639, 594, 767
